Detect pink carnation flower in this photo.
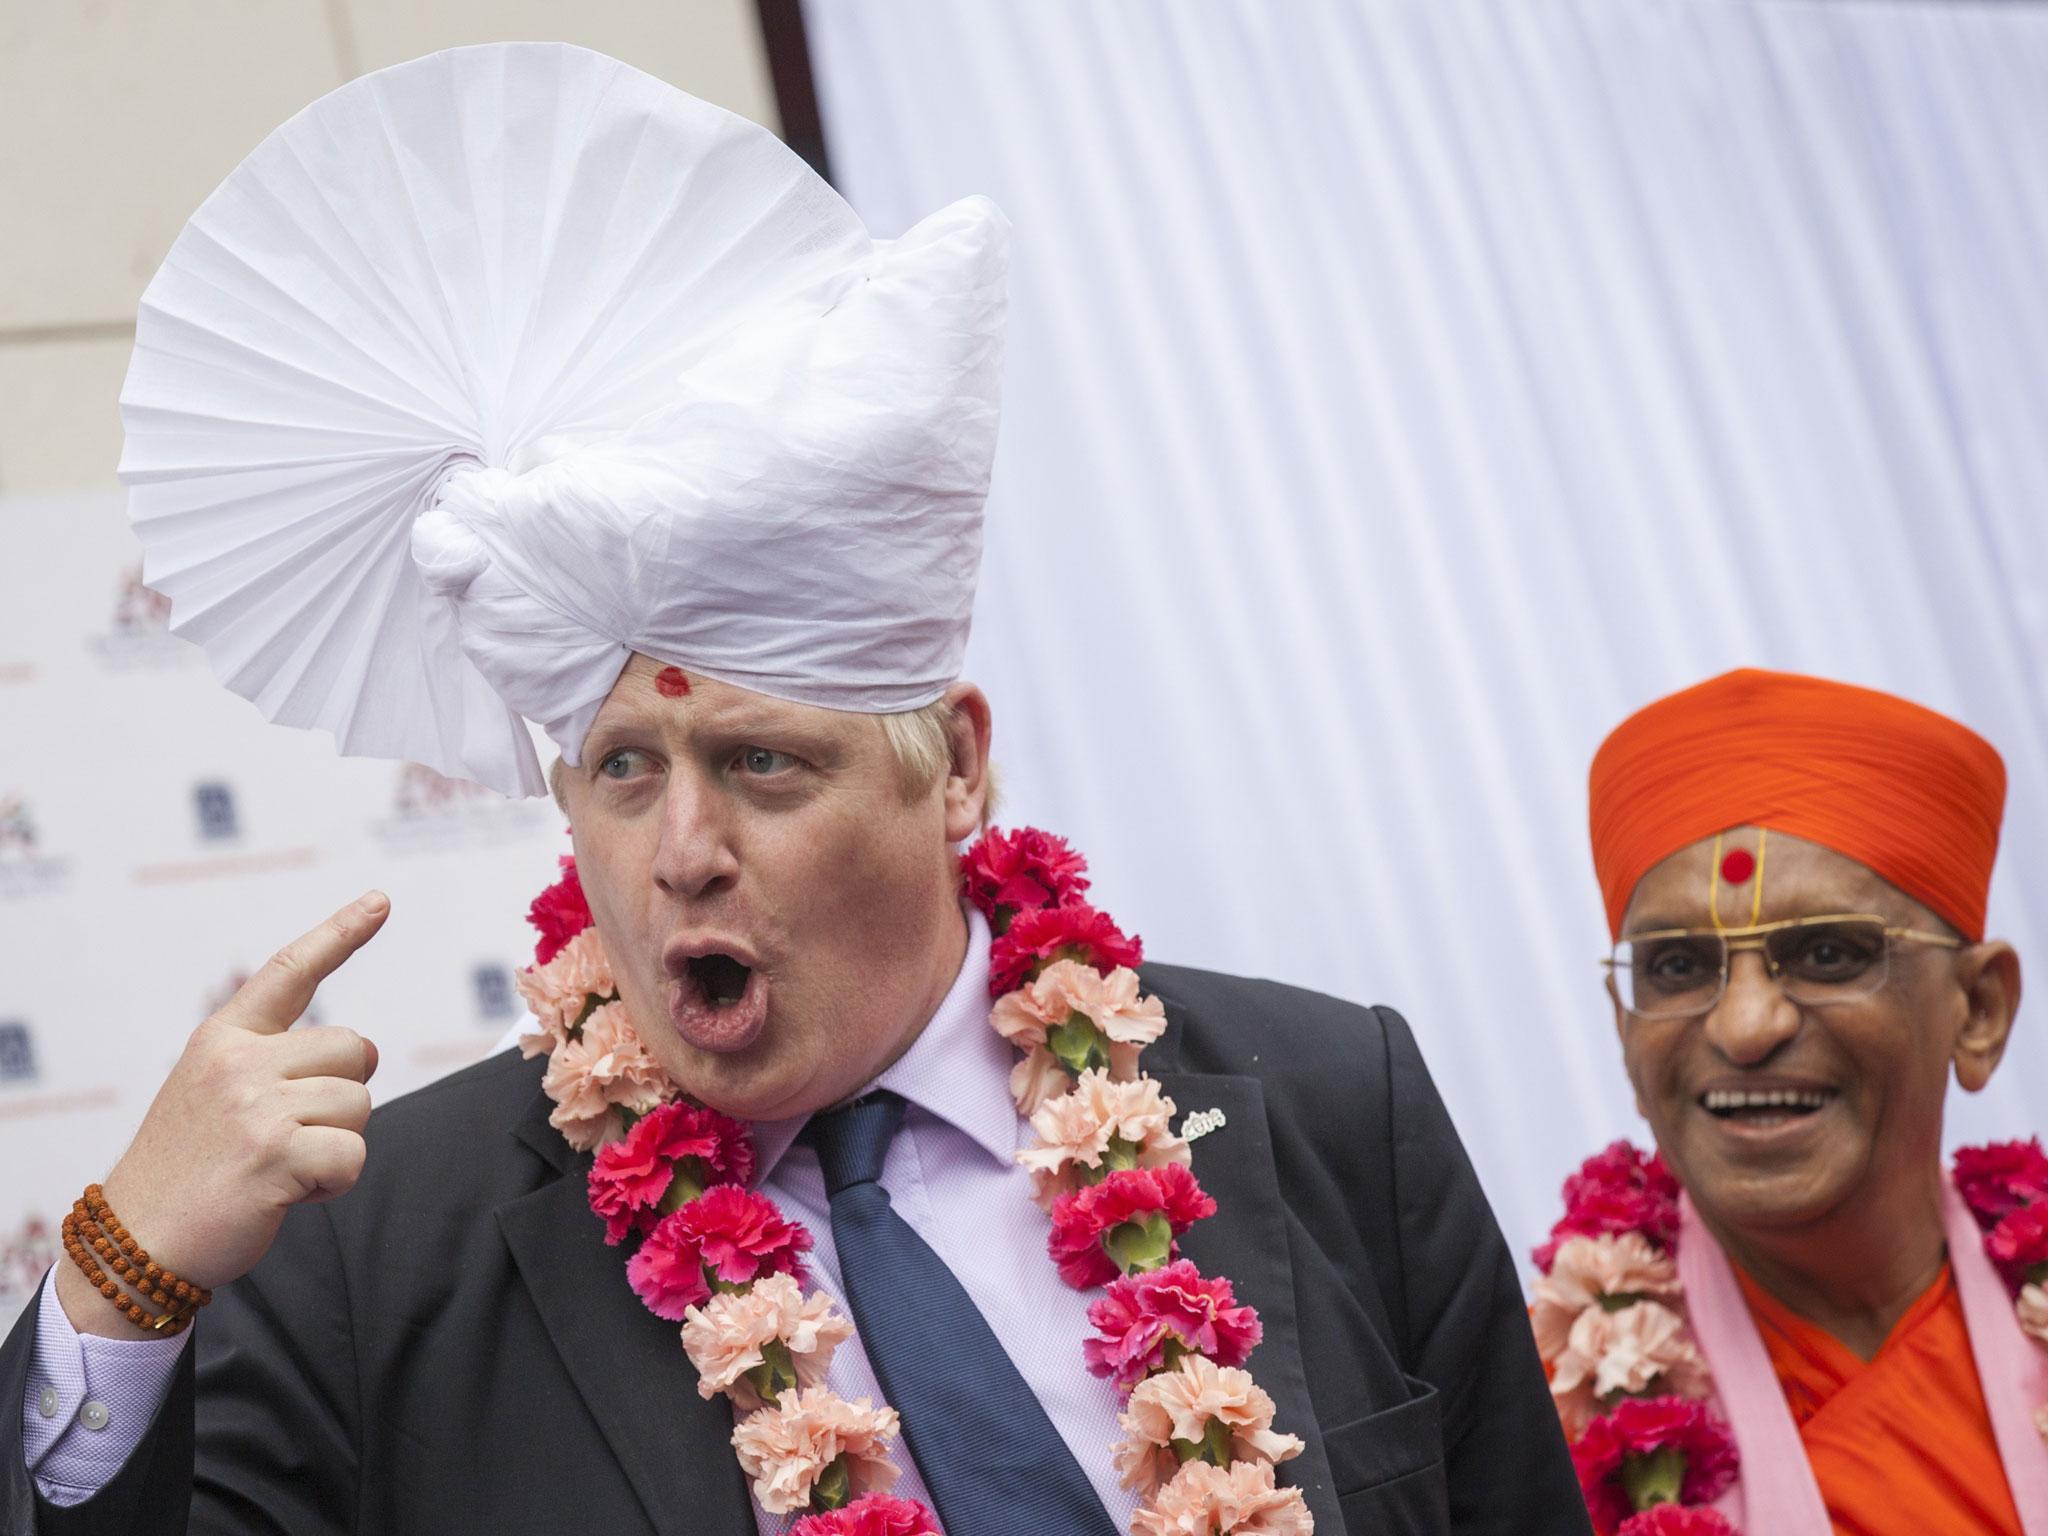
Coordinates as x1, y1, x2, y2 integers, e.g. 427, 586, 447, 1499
959, 826, 1090, 923
989, 903, 1144, 997
1988, 1203, 2048, 1294
1086, 1259, 1263, 1391
991, 960, 1168, 1112
788, 1494, 941, 1536
625, 1187, 812, 1321
1113, 1354, 1304, 1496
1132, 1459, 1312, 1536
515, 926, 616, 1058
541, 1000, 672, 1153
1549, 1300, 1710, 1436
587, 1100, 755, 1245
1571, 1396, 1738, 1536
1532, 1232, 1682, 1364
527, 854, 594, 965
1050, 1165, 1217, 1290
1616, 1509, 1737, 1536
1535, 1142, 1681, 1272
730, 1387, 901, 1516
681, 1273, 853, 1414
1954, 1139, 2048, 1229
1019, 1070, 1191, 1210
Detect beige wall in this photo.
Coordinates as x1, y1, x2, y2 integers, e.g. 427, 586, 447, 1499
0, 1, 778, 496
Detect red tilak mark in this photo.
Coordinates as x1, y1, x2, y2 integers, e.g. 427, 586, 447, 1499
655, 667, 691, 698
1720, 848, 1756, 885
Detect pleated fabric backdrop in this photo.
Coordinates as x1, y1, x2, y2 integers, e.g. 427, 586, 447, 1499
800, 0, 2048, 1267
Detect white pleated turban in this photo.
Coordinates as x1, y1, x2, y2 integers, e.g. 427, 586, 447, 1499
121, 43, 1008, 796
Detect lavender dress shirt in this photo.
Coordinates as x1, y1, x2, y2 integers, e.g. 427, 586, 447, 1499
23, 910, 1141, 1530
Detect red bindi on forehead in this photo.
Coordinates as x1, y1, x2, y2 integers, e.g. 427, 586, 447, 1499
654, 667, 692, 698
1720, 847, 1755, 885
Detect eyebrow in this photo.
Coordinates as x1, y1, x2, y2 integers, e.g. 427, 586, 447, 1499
585, 695, 841, 755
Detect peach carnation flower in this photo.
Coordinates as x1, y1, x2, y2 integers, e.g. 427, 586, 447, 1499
731, 1386, 902, 1516
515, 927, 616, 1057
1133, 1459, 1312, 1536
682, 1274, 854, 1415
1009, 1049, 1073, 1118
1531, 1232, 1681, 1364
992, 961, 1167, 1112
1550, 1299, 1708, 1435
1113, 1355, 1304, 1496
2019, 1283, 2048, 1346
541, 1000, 673, 1152
1018, 1070, 1192, 1210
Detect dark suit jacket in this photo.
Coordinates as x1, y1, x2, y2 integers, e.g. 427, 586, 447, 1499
5, 965, 1589, 1535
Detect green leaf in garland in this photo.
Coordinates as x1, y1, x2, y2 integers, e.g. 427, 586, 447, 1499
810, 1456, 853, 1512
1103, 1212, 1174, 1274
1047, 1013, 1110, 1075
743, 1337, 800, 1407
1621, 1445, 1687, 1510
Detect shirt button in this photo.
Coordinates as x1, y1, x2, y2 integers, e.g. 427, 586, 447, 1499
37, 1386, 58, 1418
79, 1401, 109, 1432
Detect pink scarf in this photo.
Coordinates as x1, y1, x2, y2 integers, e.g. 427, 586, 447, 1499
1676, 1182, 2048, 1534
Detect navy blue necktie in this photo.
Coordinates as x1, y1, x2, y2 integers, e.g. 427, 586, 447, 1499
803, 1091, 1118, 1536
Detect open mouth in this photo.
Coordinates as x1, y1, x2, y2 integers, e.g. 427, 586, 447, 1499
688, 952, 753, 1007
668, 950, 770, 1053
1698, 1088, 1837, 1128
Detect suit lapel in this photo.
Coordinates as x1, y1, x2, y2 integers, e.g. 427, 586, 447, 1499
1151, 1065, 1346, 1536
498, 1089, 752, 1535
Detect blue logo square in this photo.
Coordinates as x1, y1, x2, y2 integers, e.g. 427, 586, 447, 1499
0, 1022, 36, 1083
194, 781, 239, 842
472, 964, 516, 1022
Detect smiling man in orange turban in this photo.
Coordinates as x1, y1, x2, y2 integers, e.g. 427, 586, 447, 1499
1537, 668, 2048, 1535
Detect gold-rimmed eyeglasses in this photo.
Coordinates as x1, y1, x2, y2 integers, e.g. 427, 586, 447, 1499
1602, 913, 1962, 1020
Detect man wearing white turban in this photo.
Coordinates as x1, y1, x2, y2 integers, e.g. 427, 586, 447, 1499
1, 44, 1586, 1536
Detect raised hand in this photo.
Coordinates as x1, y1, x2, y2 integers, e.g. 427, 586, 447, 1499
55, 893, 390, 1337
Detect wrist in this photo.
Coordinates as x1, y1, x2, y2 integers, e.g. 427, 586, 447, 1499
53, 1256, 143, 1341
56, 1182, 212, 1339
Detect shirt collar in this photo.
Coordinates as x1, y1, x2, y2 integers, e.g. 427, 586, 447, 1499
750, 906, 1016, 1181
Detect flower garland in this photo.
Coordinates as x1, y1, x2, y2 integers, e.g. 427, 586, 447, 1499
514, 831, 1313, 1536
1526, 1142, 1735, 1536
1531, 1136, 2048, 1536
1956, 1137, 2048, 1433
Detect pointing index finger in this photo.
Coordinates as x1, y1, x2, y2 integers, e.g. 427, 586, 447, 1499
223, 893, 390, 1035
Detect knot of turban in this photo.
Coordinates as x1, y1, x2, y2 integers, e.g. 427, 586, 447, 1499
1588, 669, 2005, 940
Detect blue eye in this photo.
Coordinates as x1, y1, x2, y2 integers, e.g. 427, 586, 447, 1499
599, 749, 648, 779
740, 748, 794, 775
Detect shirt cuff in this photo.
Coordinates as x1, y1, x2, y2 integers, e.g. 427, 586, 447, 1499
21, 1265, 190, 1507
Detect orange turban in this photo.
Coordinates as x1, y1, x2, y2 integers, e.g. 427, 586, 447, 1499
1589, 669, 2005, 940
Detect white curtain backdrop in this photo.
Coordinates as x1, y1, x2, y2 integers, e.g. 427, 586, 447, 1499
802, 0, 2048, 1269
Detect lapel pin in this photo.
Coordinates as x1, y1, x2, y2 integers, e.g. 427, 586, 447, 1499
1181, 1107, 1227, 1143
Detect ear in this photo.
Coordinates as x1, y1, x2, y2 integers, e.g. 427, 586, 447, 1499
1953, 940, 2021, 1093
940, 683, 994, 843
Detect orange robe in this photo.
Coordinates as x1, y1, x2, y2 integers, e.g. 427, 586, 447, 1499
1736, 1264, 2023, 1535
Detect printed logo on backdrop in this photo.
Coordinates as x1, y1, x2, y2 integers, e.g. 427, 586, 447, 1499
89, 565, 199, 670
0, 1213, 58, 1317
0, 795, 71, 901
405, 959, 524, 1075
132, 777, 317, 886
472, 963, 517, 1024
371, 762, 554, 854
0, 1021, 37, 1084
193, 780, 240, 843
